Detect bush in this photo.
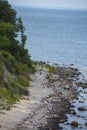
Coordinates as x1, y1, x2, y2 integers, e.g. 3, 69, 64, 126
1, 51, 17, 73
1, 50, 16, 66
15, 62, 29, 75
18, 75, 29, 87
45, 65, 55, 73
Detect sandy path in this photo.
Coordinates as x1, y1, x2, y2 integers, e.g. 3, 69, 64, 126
0, 68, 53, 130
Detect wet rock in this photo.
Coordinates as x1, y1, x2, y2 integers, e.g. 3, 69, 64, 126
76, 82, 87, 88
70, 64, 74, 66
79, 100, 84, 103
70, 121, 78, 127
76, 97, 79, 100
66, 122, 69, 125
77, 115, 84, 119
79, 126, 83, 129
85, 122, 87, 126
70, 109, 76, 115
84, 91, 87, 94
78, 107, 86, 111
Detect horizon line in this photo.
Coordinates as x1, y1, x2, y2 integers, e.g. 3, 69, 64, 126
13, 5, 87, 11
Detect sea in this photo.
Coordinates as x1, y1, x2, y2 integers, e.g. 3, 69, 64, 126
15, 7, 87, 70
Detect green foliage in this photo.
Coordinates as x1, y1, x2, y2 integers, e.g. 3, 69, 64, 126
7, 77, 29, 96
1, 50, 16, 73
0, 0, 32, 67
0, 0, 35, 108
0, 35, 11, 51
18, 75, 29, 87
1, 51, 16, 65
0, 0, 16, 25
0, 84, 18, 106
0, 51, 30, 107
15, 62, 29, 75
17, 17, 26, 46
0, 21, 16, 39
45, 65, 55, 73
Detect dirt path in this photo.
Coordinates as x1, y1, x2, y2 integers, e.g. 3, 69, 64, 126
0, 67, 53, 130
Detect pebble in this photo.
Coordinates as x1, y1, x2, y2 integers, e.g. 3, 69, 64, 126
78, 107, 86, 111
70, 121, 78, 127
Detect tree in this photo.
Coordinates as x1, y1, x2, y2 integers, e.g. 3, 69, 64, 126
0, 21, 16, 40
0, 35, 11, 51
17, 17, 27, 48
0, 0, 31, 65
0, 0, 16, 25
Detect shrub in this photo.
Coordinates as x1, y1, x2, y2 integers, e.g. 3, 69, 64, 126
45, 65, 55, 73
18, 75, 29, 87
1, 50, 16, 66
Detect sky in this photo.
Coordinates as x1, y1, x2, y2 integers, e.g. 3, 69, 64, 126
8, 0, 87, 10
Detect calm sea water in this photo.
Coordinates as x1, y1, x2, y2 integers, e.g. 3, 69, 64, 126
15, 7, 87, 69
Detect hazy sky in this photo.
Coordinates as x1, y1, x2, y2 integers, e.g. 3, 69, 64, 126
8, 0, 87, 10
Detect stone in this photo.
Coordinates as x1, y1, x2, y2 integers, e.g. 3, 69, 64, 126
70, 109, 76, 115
52, 114, 60, 119
78, 107, 86, 111
85, 122, 87, 126
70, 121, 78, 127
64, 85, 70, 89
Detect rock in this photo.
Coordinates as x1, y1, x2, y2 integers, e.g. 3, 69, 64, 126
60, 119, 65, 123
70, 121, 78, 127
70, 109, 76, 115
79, 100, 84, 103
84, 91, 87, 94
76, 97, 79, 100
85, 122, 87, 126
78, 107, 86, 111
70, 64, 74, 66
76, 115, 81, 118
52, 114, 60, 119
64, 85, 70, 89
76, 82, 87, 88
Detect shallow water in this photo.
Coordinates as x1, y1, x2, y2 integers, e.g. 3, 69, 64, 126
60, 82, 87, 130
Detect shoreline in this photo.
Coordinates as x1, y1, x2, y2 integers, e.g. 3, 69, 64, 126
0, 63, 87, 130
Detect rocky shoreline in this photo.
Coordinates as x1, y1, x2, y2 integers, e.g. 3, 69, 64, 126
13, 64, 81, 130
0, 63, 87, 130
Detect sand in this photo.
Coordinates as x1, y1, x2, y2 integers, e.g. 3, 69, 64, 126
0, 67, 53, 130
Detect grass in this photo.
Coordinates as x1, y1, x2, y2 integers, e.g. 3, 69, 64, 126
0, 51, 30, 109
45, 64, 55, 73
18, 75, 29, 87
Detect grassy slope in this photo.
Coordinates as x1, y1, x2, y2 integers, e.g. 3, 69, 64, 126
0, 51, 31, 109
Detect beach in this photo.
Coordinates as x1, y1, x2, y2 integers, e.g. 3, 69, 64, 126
0, 64, 82, 130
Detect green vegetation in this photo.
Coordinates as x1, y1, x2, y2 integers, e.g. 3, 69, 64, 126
0, 0, 35, 108
45, 64, 55, 73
